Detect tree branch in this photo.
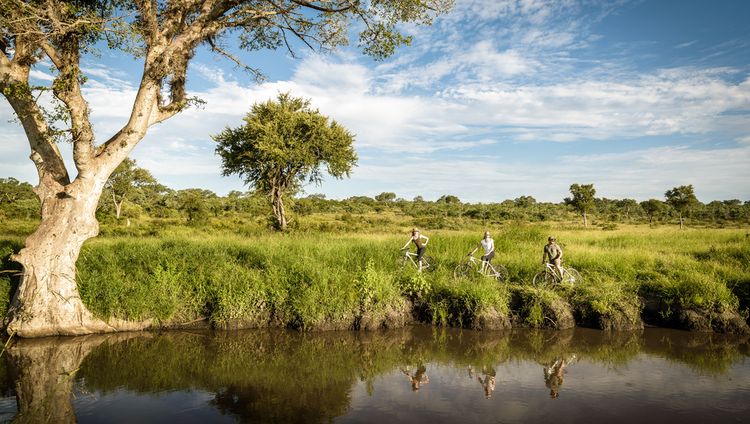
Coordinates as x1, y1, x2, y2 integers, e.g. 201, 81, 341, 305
206, 37, 264, 80
290, 0, 357, 13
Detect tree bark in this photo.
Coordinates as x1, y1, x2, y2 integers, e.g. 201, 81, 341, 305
679, 213, 684, 229
113, 192, 124, 220
5, 177, 148, 338
271, 188, 287, 231
582, 211, 588, 227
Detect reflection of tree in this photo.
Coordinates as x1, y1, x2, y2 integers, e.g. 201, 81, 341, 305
7, 334, 146, 423
643, 330, 750, 375
2, 326, 748, 422
212, 383, 351, 424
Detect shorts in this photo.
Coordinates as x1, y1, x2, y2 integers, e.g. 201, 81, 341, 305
481, 251, 495, 262
417, 246, 426, 261
549, 258, 561, 267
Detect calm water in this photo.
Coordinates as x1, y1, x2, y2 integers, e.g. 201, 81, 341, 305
1, 326, 748, 423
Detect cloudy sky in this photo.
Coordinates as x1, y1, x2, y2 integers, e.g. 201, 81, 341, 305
2, 0, 749, 202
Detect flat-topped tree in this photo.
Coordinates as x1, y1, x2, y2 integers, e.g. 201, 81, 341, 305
665, 185, 699, 229
0, 0, 451, 337
214, 93, 357, 231
565, 183, 596, 226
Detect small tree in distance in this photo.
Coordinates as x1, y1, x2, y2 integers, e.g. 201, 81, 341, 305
665, 185, 699, 229
102, 158, 158, 221
375, 192, 397, 202
640, 199, 665, 225
564, 183, 596, 226
214, 93, 357, 231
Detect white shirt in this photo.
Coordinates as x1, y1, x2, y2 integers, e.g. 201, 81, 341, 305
480, 238, 494, 254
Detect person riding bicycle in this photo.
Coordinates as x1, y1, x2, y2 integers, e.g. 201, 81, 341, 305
469, 231, 495, 273
401, 228, 429, 271
542, 236, 563, 279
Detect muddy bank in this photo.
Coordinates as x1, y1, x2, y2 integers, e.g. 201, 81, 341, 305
115, 291, 749, 334
641, 293, 749, 334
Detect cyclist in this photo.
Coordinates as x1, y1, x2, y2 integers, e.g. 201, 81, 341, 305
542, 236, 563, 279
468, 231, 495, 273
401, 228, 429, 272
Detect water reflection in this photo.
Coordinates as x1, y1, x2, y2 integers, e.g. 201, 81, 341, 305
0, 327, 747, 423
400, 365, 429, 391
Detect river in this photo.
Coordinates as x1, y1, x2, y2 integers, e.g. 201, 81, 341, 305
0, 326, 748, 423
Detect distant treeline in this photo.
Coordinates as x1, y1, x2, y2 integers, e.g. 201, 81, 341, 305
2, 176, 748, 228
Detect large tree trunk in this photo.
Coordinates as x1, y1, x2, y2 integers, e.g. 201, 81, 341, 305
5, 176, 147, 338
270, 188, 287, 231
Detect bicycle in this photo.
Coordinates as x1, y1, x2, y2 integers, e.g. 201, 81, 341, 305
398, 249, 435, 272
453, 255, 509, 283
532, 263, 581, 287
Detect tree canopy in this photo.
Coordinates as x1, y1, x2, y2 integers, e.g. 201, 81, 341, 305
0, 0, 450, 337
564, 183, 596, 226
214, 92, 357, 230
665, 185, 699, 229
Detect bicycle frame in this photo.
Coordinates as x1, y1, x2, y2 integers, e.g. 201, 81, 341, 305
403, 250, 430, 270
466, 255, 498, 276
542, 262, 564, 281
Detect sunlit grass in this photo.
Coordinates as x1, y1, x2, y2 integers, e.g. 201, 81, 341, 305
1, 221, 748, 330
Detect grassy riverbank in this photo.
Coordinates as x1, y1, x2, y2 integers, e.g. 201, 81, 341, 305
2, 222, 747, 332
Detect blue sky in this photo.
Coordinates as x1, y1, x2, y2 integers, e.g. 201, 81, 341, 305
1, 0, 749, 202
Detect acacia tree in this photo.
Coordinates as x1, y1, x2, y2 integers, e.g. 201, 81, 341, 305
375, 192, 396, 202
102, 158, 158, 221
640, 199, 665, 225
214, 93, 357, 231
0, 0, 449, 337
564, 183, 596, 226
665, 185, 699, 229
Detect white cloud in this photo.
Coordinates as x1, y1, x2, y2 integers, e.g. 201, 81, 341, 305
29, 69, 54, 82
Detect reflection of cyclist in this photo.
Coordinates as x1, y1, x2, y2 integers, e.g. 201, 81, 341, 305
476, 365, 496, 398
469, 231, 495, 273
543, 355, 575, 399
542, 236, 563, 278
401, 365, 430, 391
401, 228, 429, 272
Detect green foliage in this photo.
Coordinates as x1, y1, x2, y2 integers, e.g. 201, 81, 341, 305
0, 178, 38, 220
665, 185, 699, 214
375, 192, 397, 202
564, 183, 596, 224
640, 198, 666, 223
99, 158, 163, 219
399, 272, 431, 300
214, 93, 357, 230
665, 185, 700, 227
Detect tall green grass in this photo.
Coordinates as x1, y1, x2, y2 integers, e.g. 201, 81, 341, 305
1, 223, 748, 330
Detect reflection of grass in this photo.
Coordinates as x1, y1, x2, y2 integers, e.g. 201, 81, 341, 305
74, 326, 748, 409
0, 225, 748, 330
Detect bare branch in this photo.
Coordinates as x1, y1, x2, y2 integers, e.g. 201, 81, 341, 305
206, 37, 264, 80
290, 0, 357, 13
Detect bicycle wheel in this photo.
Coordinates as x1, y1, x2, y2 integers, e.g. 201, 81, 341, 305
492, 265, 509, 283
454, 263, 472, 279
561, 268, 582, 285
532, 271, 553, 287
421, 255, 436, 272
